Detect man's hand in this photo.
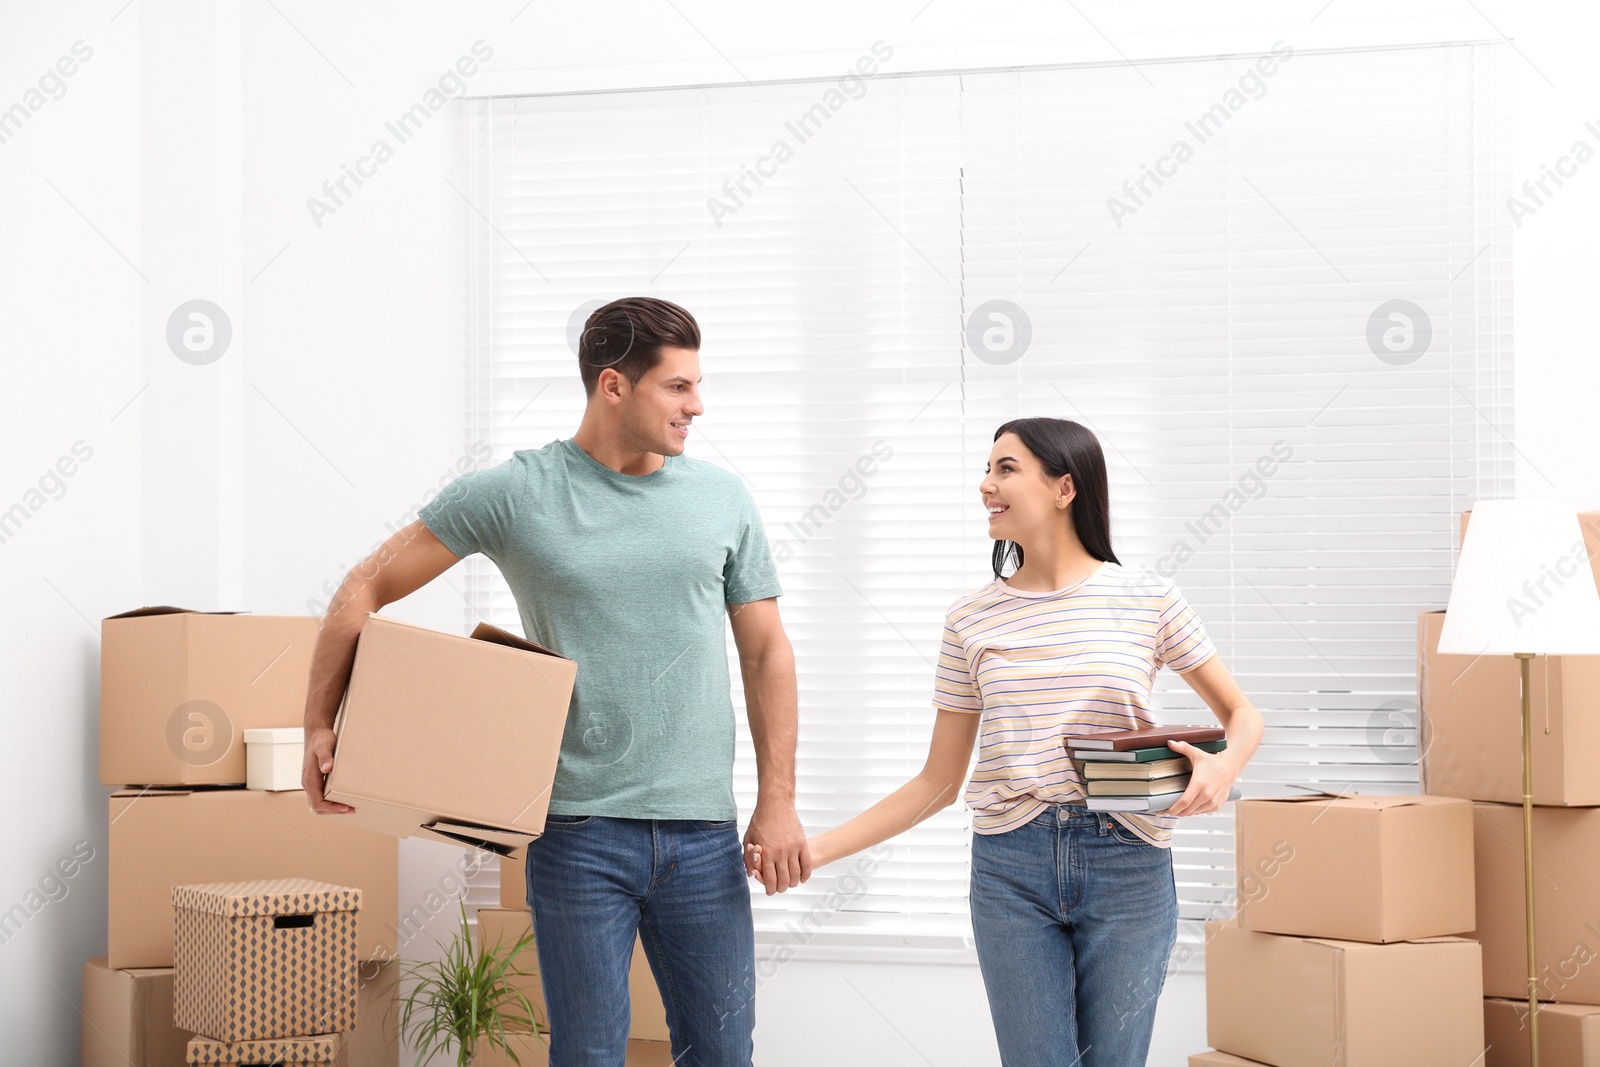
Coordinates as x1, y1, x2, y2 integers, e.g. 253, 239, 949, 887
303, 725, 354, 814
747, 831, 836, 887
1163, 739, 1238, 817
742, 800, 810, 896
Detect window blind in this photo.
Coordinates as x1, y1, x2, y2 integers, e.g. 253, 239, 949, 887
459, 41, 1510, 967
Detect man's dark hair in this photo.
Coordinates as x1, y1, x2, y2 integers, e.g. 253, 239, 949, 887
577, 297, 701, 397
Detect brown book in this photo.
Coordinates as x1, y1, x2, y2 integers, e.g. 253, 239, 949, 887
1062, 724, 1224, 751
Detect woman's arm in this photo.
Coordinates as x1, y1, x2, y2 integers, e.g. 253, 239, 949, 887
757, 709, 981, 874
1165, 654, 1264, 816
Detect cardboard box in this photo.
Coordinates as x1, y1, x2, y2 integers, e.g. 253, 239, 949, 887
475, 906, 543, 1030
101, 607, 319, 787
352, 959, 400, 1067
323, 615, 575, 857
107, 787, 397, 969
1483, 997, 1600, 1066
1472, 801, 1600, 1003
499, 854, 525, 910
1188, 1054, 1272, 1067
1419, 610, 1600, 806
81, 957, 194, 1067
1205, 919, 1484, 1066
474, 1032, 673, 1067
1419, 509, 1600, 807
186, 1032, 347, 1065
476, 907, 669, 1042
474, 1031, 550, 1067
82, 957, 395, 1067
1235, 793, 1474, 942
173, 878, 359, 1042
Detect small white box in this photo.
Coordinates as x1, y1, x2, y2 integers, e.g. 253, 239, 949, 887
243, 727, 304, 791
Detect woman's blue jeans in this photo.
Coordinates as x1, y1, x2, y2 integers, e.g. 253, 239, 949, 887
969, 803, 1180, 1067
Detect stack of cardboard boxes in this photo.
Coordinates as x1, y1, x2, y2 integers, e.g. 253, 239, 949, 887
83, 608, 401, 1067
1418, 510, 1600, 1064
81, 606, 584, 1065
1190, 792, 1485, 1065
474, 857, 676, 1066
1190, 508, 1600, 1065
172, 877, 363, 1065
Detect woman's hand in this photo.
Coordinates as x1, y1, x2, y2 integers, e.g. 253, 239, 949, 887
1163, 739, 1238, 817
746, 711, 978, 885
748, 835, 836, 880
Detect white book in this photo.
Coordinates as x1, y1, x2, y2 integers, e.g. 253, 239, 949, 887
1084, 784, 1242, 812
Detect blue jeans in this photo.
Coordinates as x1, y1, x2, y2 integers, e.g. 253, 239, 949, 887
969, 804, 1179, 1067
523, 814, 755, 1066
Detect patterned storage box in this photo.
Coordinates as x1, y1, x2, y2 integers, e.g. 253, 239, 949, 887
187, 1032, 348, 1065
172, 878, 360, 1042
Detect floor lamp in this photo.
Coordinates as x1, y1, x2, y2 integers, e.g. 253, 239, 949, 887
1437, 499, 1600, 1067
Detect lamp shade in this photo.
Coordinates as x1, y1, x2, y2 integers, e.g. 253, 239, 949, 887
1438, 499, 1600, 656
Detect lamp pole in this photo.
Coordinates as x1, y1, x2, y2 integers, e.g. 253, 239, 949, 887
1519, 651, 1540, 1067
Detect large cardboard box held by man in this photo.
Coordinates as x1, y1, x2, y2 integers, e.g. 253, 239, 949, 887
477, 907, 670, 1043
106, 787, 397, 969
1472, 801, 1600, 1004
1418, 510, 1600, 807
100, 607, 319, 787
323, 615, 575, 857
1234, 793, 1474, 943
1204, 919, 1484, 1067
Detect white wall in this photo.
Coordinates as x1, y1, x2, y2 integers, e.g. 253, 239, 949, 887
2, 1, 1596, 1063
1, 5, 143, 1064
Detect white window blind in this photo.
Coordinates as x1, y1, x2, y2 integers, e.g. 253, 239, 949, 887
459, 41, 1510, 966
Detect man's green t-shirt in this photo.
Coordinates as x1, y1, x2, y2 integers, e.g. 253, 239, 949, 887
416, 437, 782, 820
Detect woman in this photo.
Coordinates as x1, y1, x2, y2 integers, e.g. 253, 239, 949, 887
750, 417, 1263, 1066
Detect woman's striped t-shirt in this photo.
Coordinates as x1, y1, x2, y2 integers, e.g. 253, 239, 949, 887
932, 559, 1218, 847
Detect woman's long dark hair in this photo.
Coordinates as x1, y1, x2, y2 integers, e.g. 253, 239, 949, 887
990, 418, 1120, 579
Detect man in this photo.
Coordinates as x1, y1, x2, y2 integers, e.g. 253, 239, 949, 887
301, 297, 810, 1066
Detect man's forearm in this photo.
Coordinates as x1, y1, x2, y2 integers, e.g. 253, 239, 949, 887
743, 644, 798, 804
302, 581, 373, 732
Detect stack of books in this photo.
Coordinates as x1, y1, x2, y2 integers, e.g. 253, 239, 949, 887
1062, 725, 1233, 812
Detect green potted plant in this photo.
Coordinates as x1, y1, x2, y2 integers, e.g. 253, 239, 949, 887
396, 900, 544, 1066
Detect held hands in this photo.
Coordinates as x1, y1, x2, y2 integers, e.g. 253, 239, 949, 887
742, 801, 813, 896
746, 833, 834, 891
1163, 739, 1238, 817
